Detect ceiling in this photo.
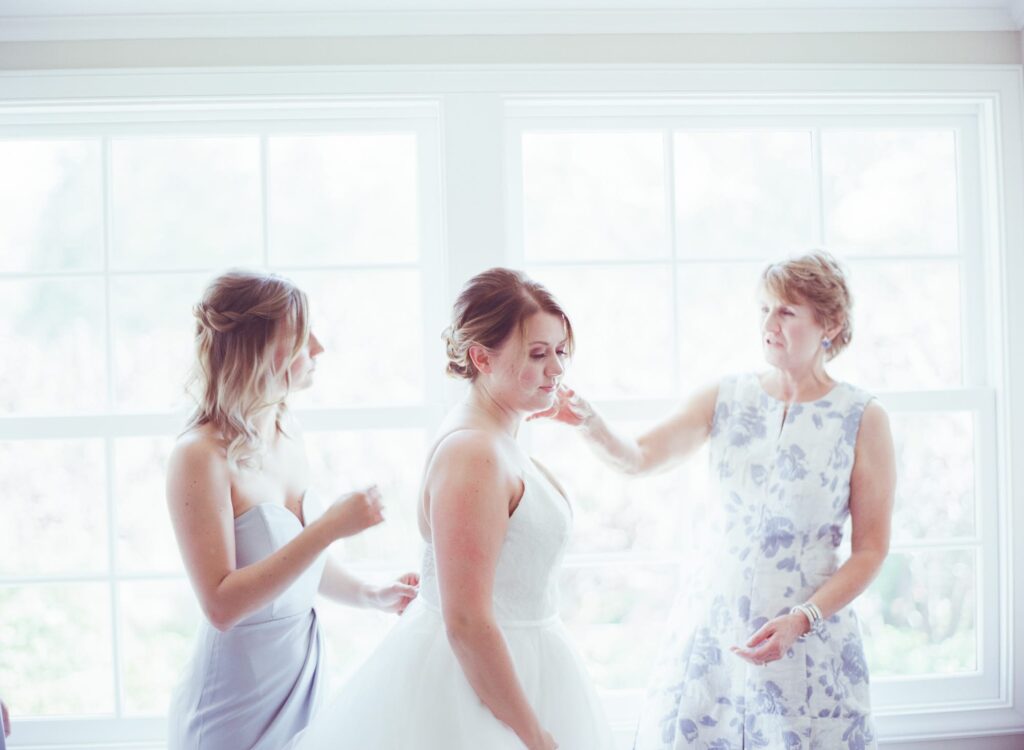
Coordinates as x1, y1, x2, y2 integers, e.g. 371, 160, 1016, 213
1, 0, 1022, 41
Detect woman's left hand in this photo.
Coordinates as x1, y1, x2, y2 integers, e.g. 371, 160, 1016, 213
370, 573, 420, 615
730, 612, 808, 666
527, 386, 594, 427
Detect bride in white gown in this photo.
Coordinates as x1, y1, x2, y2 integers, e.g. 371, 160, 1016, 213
292, 268, 613, 750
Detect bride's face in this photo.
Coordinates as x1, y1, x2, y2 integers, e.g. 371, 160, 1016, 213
480, 312, 568, 413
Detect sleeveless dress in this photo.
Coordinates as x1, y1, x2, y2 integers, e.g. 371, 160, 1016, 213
635, 373, 877, 750
290, 460, 614, 750
168, 496, 328, 750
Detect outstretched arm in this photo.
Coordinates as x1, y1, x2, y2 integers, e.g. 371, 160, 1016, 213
531, 383, 718, 476
428, 432, 556, 750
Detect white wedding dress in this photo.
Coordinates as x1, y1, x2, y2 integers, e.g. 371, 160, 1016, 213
290, 459, 614, 750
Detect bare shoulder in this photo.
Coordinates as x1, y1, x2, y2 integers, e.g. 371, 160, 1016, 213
691, 380, 721, 415
170, 426, 225, 470
857, 400, 893, 446
167, 426, 230, 509
668, 380, 720, 426
430, 428, 507, 478
853, 399, 896, 481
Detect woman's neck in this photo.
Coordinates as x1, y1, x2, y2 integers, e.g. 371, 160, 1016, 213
465, 385, 520, 438
765, 363, 834, 403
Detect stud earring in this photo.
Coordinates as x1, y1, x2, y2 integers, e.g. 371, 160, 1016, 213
821, 338, 832, 350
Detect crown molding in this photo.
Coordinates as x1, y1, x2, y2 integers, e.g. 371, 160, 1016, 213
0, 3, 1020, 42
1008, 0, 1024, 27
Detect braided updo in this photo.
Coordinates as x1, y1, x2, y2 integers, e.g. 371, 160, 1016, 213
186, 270, 310, 468
443, 268, 574, 381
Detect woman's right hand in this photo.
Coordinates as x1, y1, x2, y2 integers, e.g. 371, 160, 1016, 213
322, 485, 385, 539
527, 386, 593, 427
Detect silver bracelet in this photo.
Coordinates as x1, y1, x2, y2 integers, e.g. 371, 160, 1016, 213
790, 602, 825, 638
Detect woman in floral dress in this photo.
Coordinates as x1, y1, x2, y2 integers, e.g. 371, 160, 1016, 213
532, 252, 896, 750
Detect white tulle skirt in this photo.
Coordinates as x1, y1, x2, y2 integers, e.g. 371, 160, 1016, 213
290, 597, 614, 750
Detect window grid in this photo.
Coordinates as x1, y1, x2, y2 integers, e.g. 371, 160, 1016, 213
0, 110, 445, 731
508, 110, 994, 702
0, 78, 1018, 745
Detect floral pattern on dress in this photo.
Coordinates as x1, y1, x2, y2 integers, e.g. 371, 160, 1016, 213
635, 373, 877, 750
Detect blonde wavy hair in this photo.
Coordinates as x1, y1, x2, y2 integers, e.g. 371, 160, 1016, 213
185, 270, 310, 469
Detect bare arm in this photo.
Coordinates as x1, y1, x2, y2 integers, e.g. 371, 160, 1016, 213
428, 432, 554, 750
807, 400, 895, 618
166, 437, 384, 632
318, 559, 419, 614
733, 401, 896, 664
531, 384, 718, 476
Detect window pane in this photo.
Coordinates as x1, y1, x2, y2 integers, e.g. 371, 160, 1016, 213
111, 273, 205, 412
674, 131, 814, 259
522, 132, 668, 262
859, 549, 976, 676
268, 134, 419, 265
525, 420, 692, 557
115, 437, 182, 575
0, 278, 106, 415
823, 130, 958, 257
0, 583, 114, 716
304, 429, 425, 568
120, 579, 201, 715
111, 137, 262, 270
528, 265, 674, 398
0, 139, 102, 272
0, 439, 107, 576
678, 261, 764, 392
891, 412, 975, 541
830, 259, 961, 390
560, 564, 678, 690
286, 270, 424, 407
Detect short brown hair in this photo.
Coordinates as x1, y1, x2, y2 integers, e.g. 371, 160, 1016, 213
761, 251, 852, 361
442, 268, 574, 380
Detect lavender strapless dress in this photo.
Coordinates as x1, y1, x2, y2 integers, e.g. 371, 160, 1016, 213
167, 496, 327, 750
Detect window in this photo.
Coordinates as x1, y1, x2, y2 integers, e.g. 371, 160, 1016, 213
0, 100, 445, 746
507, 98, 1007, 731
0, 67, 1020, 747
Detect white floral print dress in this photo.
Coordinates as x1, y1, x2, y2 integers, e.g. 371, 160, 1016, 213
635, 372, 877, 750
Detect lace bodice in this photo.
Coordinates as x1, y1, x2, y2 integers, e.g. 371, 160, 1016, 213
418, 462, 572, 625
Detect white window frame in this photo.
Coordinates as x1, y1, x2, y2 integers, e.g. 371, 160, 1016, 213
0, 65, 1021, 747
504, 99, 1004, 728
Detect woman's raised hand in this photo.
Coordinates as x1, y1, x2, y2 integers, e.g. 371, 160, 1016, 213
528, 386, 593, 427
323, 485, 386, 539
371, 572, 421, 615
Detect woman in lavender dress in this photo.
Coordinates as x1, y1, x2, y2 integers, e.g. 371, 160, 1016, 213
533, 252, 896, 750
166, 271, 418, 750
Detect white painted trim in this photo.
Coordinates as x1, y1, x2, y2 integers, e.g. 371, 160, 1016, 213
1008, 0, 1024, 27
0, 7, 1019, 42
